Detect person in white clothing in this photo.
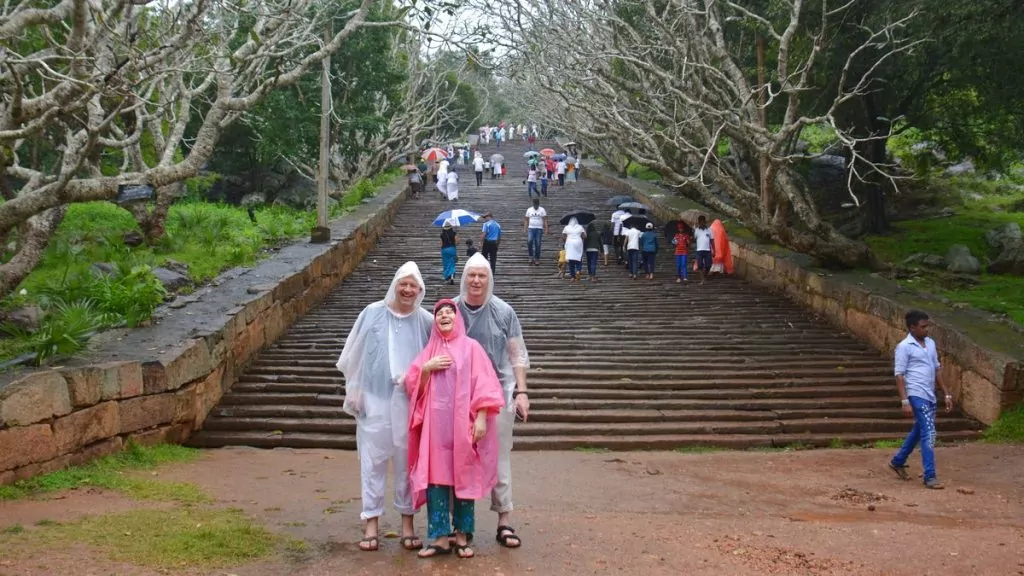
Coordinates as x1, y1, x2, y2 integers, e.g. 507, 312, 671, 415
337, 262, 432, 553
435, 163, 448, 198
622, 223, 644, 279
555, 160, 567, 187
446, 170, 459, 201
562, 217, 586, 281
523, 198, 548, 265
492, 161, 502, 179
611, 209, 628, 263
473, 154, 485, 186
693, 215, 714, 285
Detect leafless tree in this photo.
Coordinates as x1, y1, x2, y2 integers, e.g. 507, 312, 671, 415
0, 0, 393, 298
474, 0, 920, 267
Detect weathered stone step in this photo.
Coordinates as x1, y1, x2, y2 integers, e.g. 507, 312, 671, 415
193, 139, 983, 452
508, 430, 983, 451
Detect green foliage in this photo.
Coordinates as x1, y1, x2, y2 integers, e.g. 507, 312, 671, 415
864, 186, 1024, 324
983, 406, 1024, 443
626, 164, 660, 182
0, 443, 202, 502
799, 124, 838, 154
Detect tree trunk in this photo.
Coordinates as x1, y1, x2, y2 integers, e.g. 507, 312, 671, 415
859, 94, 890, 234
0, 207, 67, 299
128, 184, 180, 244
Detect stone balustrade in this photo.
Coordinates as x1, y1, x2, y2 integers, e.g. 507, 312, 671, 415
0, 180, 410, 484
582, 164, 1022, 425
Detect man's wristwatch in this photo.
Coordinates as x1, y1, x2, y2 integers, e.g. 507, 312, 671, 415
513, 390, 528, 398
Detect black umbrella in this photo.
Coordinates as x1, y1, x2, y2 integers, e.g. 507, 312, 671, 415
560, 211, 596, 226
664, 219, 693, 240
606, 195, 634, 206
618, 202, 649, 211
623, 216, 651, 229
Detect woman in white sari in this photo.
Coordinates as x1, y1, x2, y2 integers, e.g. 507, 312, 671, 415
562, 217, 586, 282
446, 170, 460, 201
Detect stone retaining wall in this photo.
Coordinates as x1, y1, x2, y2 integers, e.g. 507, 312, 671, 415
0, 181, 410, 484
583, 166, 1021, 425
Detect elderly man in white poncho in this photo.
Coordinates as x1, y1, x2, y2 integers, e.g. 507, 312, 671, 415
454, 253, 530, 549
336, 262, 432, 553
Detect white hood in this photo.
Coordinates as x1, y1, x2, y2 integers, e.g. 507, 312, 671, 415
385, 261, 426, 317
459, 252, 494, 305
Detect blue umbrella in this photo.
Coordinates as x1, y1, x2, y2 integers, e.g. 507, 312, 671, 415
553, 153, 567, 161
432, 209, 481, 227
523, 150, 541, 158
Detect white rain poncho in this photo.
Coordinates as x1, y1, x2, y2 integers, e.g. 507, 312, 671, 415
562, 217, 585, 261
336, 262, 432, 464
454, 253, 530, 410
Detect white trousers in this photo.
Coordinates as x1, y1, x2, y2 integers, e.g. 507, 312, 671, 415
359, 447, 413, 521
490, 408, 515, 513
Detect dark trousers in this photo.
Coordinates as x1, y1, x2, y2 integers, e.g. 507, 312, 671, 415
643, 251, 656, 274
627, 249, 640, 275
475, 170, 483, 186
586, 250, 599, 276
558, 174, 565, 186
482, 240, 499, 274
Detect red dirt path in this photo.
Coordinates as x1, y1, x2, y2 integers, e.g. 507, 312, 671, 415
1, 444, 1022, 575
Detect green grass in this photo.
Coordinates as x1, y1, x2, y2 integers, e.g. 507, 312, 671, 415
0, 507, 282, 569
1, 170, 401, 365
872, 439, 904, 449
0, 443, 203, 502
573, 446, 611, 453
864, 188, 1024, 324
626, 163, 661, 182
982, 406, 1024, 443
673, 445, 725, 454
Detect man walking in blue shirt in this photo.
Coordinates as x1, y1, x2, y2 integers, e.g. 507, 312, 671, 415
480, 212, 502, 274
888, 310, 954, 489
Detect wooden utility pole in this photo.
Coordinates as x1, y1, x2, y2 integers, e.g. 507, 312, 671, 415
311, 25, 332, 243
756, 33, 770, 226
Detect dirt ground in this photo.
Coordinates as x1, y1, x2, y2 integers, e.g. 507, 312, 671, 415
1, 444, 1023, 576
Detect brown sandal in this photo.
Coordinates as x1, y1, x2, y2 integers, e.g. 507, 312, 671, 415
400, 536, 423, 550
358, 536, 379, 552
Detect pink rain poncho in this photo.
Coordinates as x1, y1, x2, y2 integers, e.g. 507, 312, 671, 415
404, 299, 506, 510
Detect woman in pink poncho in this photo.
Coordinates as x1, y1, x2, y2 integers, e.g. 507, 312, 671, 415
404, 299, 505, 559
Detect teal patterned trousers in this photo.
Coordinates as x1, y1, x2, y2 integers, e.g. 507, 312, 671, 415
426, 484, 475, 540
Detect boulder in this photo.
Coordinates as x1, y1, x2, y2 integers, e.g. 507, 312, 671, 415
240, 193, 266, 207
902, 253, 946, 269
945, 245, 980, 275
90, 262, 115, 276
985, 222, 1022, 253
162, 259, 190, 278
985, 223, 1024, 275
944, 160, 975, 177
123, 230, 145, 247
3, 305, 42, 331
152, 267, 191, 292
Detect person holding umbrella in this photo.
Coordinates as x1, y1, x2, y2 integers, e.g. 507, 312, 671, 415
440, 221, 459, 285
561, 215, 587, 282
621, 216, 646, 280
473, 153, 485, 186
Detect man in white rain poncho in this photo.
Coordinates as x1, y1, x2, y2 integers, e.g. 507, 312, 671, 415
336, 262, 432, 552
454, 253, 530, 549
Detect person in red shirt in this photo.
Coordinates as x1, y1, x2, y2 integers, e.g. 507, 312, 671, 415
672, 223, 691, 283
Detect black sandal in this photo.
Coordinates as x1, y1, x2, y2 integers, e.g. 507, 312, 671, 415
495, 525, 522, 548
358, 536, 379, 552
455, 544, 475, 559
448, 532, 474, 545
888, 462, 910, 481
400, 536, 423, 550
418, 544, 453, 558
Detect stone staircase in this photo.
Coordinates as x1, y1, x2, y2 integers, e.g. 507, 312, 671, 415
189, 141, 982, 451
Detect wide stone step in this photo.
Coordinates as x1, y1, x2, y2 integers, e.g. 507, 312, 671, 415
194, 140, 983, 452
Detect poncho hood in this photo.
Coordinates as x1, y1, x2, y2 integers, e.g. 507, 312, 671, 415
385, 261, 426, 317
459, 252, 494, 306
